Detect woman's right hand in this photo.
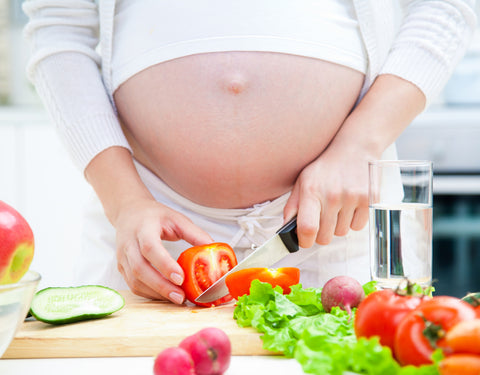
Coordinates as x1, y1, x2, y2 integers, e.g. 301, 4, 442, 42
85, 146, 213, 304
113, 197, 213, 303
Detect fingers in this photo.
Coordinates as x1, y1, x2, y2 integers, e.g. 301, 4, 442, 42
119, 242, 186, 304
289, 183, 369, 248
138, 228, 185, 286
350, 206, 369, 231
115, 205, 213, 304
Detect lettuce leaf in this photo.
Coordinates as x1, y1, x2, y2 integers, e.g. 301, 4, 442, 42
233, 280, 440, 375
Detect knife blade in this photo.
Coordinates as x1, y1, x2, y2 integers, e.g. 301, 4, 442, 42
195, 216, 298, 304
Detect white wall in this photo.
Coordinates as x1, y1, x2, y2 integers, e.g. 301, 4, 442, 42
0, 107, 93, 290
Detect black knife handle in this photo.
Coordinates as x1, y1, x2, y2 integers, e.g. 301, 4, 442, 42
277, 216, 299, 253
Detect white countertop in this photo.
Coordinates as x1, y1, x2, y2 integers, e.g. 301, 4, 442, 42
0, 356, 306, 375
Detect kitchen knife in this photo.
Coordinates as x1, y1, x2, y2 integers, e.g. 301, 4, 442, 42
195, 216, 299, 304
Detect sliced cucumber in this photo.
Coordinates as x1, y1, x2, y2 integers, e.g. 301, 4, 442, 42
29, 285, 125, 325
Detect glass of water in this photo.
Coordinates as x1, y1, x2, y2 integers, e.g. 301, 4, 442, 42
369, 160, 433, 289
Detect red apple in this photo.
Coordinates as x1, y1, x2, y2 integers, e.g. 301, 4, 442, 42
0, 201, 35, 284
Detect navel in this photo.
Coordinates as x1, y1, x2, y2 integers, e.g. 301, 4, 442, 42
224, 75, 248, 95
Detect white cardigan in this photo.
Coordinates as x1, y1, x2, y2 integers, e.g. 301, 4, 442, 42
23, 0, 477, 172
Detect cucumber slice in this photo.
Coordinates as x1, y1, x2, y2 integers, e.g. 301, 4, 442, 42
29, 285, 125, 325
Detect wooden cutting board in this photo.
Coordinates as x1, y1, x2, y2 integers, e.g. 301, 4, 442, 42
3, 291, 272, 359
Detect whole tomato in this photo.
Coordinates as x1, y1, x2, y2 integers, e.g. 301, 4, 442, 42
354, 289, 426, 353
462, 292, 480, 318
225, 267, 300, 299
445, 319, 480, 355
394, 296, 477, 366
177, 243, 237, 307
439, 354, 480, 375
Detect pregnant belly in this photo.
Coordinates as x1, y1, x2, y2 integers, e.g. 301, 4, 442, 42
113, 52, 365, 208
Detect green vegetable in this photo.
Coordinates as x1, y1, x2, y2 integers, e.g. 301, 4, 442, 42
233, 280, 440, 375
30, 285, 125, 325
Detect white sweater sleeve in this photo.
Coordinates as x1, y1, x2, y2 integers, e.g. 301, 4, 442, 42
23, 0, 132, 172
380, 0, 478, 105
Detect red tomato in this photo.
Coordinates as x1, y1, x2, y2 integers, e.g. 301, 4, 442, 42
225, 267, 300, 299
394, 296, 477, 366
461, 292, 480, 318
439, 354, 480, 375
177, 243, 237, 307
354, 289, 425, 353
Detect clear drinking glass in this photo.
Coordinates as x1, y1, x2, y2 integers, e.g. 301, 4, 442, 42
368, 160, 433, 289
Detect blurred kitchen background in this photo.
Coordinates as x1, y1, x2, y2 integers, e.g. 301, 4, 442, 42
0, 1, 480, 296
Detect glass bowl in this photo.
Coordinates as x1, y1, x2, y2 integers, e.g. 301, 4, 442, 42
0, 270, 41, 357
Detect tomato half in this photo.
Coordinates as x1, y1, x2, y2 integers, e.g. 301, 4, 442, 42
394, 296, 477, 366
354, 289, 425, 353
177, 243, 237, 307
225, 267, 300, 299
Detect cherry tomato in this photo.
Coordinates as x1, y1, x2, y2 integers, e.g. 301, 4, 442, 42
225, 267, 300, 299
439, 354, 480, 375
445, 319, 480, 355
394, 296, 477, 366
354, 289, 425, 353
177, 243, 237, 307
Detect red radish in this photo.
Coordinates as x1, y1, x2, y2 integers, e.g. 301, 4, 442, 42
153, 347, 195, 375
321, 275, 365, 315
179, 327, 231, 375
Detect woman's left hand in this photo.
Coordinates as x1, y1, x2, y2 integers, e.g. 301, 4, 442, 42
284, 74, 426, 248
283, 140, 375, 248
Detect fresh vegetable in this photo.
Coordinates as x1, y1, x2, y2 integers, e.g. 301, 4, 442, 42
29, 285, 125, 324
462, 292, 480, 318
462, 292, 480, 308
438, 354, 480, 375
153, 347, 195, 375
320, 275, 365, 315
0, 200, 35, 285
394, 296, 477, 366
445, 319, 480, 355
177, 243, 237, 307
225, 267, 299, 299
233, 279, 439, 375
179, 327, 231, 375
354, 288, 425, 352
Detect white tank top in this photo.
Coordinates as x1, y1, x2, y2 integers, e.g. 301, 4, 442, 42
112, 0, 367, 92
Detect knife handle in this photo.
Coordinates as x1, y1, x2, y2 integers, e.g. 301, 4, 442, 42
277, 216, 299, 253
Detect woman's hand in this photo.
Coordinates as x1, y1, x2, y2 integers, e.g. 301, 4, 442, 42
284, 141, 374, 248
284, 74, 426, 248
113, 197, 213, 303
85, 146, 213, 303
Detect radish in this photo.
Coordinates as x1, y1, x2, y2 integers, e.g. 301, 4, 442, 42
179, 327, 231, 375
153, 347, 195, 375
321, 275, 365, 315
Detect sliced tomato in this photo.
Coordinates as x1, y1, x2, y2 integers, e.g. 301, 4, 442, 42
394, 296, 477, 366
225, 267, 300, 299
177, 243, 237, 307
354, 289, 426, 353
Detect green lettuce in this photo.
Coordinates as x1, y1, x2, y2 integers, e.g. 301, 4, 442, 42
233, 280, 440, 375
